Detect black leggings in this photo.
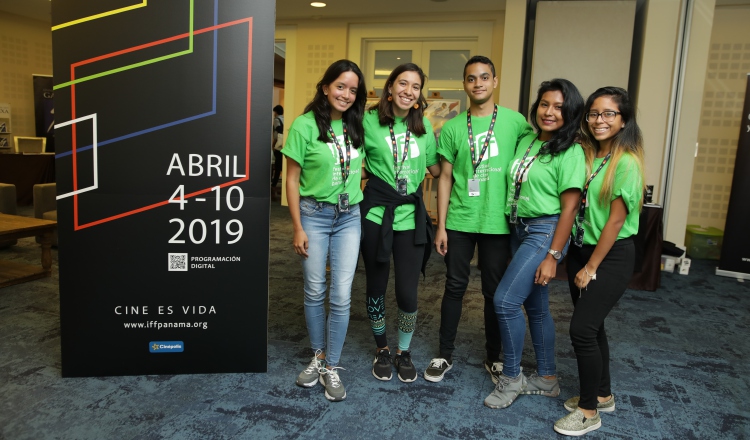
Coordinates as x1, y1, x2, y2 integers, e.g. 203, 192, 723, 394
360, 218, 424, 350
566, 238, 634, 410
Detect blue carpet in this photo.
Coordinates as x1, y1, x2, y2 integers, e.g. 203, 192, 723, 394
1, 202, 749, 439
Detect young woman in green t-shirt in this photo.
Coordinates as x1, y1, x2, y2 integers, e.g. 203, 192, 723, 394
359, 63, 440, 383
282, 60, 367, 402
553, 87, 645, 436
486, 79, 586, 410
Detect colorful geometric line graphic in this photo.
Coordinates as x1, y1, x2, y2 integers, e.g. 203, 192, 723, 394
54, 114, 99, 200
53, 11, 252, 230
54, 0, 194, 90
55, 0, 215, 159
51, 1, 149, 31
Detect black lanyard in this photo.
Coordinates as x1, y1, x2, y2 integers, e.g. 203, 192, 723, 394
577, 152, 611, 224
327, 122, 351, 186
467, 105, 498, 177
388, 122, 410, 182
511, 136, 543, 204
573, 152, 611, 246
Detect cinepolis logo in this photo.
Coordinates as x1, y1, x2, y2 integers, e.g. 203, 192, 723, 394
149, 341, 184, 353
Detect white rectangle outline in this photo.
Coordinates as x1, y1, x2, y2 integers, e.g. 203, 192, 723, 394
55, 113, 98, 200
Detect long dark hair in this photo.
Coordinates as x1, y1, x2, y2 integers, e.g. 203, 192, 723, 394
579, 86, 646, 208
529, 78, 584, 158
303, 59, 367, 148
372, 63, 428, 136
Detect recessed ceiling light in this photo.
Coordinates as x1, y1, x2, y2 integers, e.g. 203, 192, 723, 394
311, 2, 326, 7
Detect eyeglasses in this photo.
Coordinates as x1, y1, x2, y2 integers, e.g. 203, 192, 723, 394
586, 111, 621, 122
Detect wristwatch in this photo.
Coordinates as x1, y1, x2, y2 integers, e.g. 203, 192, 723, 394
547, 249, 562, 260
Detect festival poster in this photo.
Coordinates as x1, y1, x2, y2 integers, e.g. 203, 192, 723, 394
52, 0, 274, 376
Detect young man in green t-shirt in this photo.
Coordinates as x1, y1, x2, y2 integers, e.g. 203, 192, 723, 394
424, 55, 532, 383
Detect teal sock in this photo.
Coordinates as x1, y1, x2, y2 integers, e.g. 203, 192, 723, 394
397, 309, 417, 352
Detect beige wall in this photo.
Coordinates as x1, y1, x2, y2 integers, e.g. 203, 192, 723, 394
688, 4, 750, 230
663, 0, 716, 245
286, 20, 348, 121
498, 0, 526, 111
531, 1, 636, 105
0, 12, 52, 138
636, 0, 682, 205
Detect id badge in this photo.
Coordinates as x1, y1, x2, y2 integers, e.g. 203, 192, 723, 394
573, 226, 585, 247
468, 179, 480, 197
509, 203, 518, 224
397, 178, 408, 196
338, 193, 350, 213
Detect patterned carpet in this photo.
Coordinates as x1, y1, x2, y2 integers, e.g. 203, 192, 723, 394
1, 201, 749, 439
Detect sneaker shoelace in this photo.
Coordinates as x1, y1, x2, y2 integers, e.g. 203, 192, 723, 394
322, 366, 345, 388
376, 350, 393, 366
398, 353, 413, 368
305, 349, 325, 374
495, 374, 513, 391
428, 358, 446, 369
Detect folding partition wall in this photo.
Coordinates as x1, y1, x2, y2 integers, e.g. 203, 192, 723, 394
52, 0, 275, 376
527, 1, 636, 109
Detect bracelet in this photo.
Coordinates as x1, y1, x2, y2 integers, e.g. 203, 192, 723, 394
584, 264, 597, 280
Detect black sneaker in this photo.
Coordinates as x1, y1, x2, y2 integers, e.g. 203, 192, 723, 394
372, 348, 393, 381
394, 351, 417, 383
423, 357, 453, 382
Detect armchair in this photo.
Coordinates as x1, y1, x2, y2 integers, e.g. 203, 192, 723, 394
33, 183, 57, 246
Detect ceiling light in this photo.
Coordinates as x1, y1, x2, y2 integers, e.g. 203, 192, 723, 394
311, 2, 326, 7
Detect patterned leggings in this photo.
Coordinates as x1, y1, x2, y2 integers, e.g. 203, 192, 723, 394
361, 218, 424, 351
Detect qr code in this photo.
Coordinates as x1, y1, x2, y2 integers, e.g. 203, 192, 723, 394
168, 253, 188, 271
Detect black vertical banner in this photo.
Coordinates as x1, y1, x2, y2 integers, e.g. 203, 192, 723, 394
33, 75, 55, 152
52, 0, 274, 376
717, 74, 750, 280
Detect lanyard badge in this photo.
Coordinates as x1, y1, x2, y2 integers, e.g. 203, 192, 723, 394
466, 105, 498, 197
328, 123, 352, 212
573, 152, 611, 246
389, 123, 411, 196
509, 136, 542, 224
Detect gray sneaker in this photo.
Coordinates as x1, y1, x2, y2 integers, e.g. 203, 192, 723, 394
319, 367, 346, 402
484, 373, 527, 409
521, 372, 560, 397
564, 394, 616, 412
296, 353, 325, 387
554, 408, 602, 436
483, 359, 503, 384
423, 357, 453, 383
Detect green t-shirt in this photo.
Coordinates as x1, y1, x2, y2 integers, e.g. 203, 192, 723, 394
281, 111, 364, 205
362, 111, 439, 230
437, 106, 533, 234
505, 134, 586, 218
578, 153, 643, 245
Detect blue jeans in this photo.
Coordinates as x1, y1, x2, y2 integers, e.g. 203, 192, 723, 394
299, 197, 361, 367
494, 215, 567, 378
